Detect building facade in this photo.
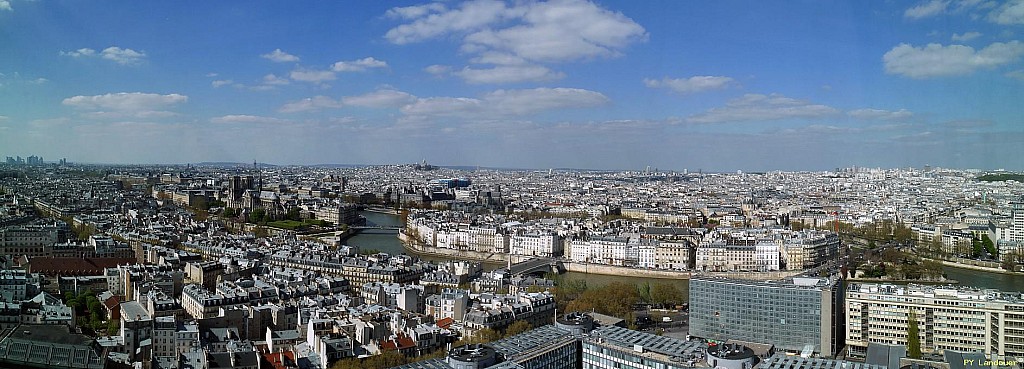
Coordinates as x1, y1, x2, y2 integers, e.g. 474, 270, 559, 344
846, 283, 1024, 361
689, 276, 845, 356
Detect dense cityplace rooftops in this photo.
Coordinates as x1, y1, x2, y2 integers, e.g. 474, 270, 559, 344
1, 161, 1024, 369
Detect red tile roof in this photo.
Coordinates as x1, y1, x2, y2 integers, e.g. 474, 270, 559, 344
436, 317, 455, 329
261, 350, 297, 369
381, 335, 416, 351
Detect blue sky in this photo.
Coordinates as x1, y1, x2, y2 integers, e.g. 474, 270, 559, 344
1, 0, 1023, 171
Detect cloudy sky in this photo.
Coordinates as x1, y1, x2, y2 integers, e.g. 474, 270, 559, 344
1, 0, 1023, 171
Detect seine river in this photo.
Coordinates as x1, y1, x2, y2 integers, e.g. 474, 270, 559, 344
348, 211, 1024, 301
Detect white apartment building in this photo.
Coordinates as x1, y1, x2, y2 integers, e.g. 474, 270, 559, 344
654, 241, 691, 270
695, 231, 780, 272
509, 232, 561, 257
781, 231, 841, 270
846, 283, 1024, 361
425, 288, 469, 321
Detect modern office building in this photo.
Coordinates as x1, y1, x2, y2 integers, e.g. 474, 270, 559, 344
689, 276, 845, 356
392, 319, 580, 369
0, 324, 106, 369
582, 325, 706, 369
846, 283, 1024, 361
488, 324, 578, 369
758, 352, 886, 369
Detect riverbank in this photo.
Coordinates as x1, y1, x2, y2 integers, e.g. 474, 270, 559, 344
364, 207, 400, 215
402, 232, 805, 281
935, 259, 1013, 274
847, 277, 958, 285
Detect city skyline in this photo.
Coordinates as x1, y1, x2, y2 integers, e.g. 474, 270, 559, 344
2, 1, 1024, 171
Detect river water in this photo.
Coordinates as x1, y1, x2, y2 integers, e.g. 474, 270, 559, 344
347, 211, 1020, 299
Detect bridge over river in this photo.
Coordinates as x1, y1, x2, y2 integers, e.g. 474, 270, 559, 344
508, 257, 565, 276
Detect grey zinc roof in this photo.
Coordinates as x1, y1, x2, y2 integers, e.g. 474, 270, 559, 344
591, 325, 704, 358
488, 324, 573, 359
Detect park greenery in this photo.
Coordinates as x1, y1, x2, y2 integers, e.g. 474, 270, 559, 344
851, 247, 944, 280
65, 290, 118, 336
815, 219, 915, 245
549, 274, 685, 321
977, 173, 1024, 182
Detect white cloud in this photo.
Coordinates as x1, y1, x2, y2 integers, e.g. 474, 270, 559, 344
61, 46, 146, 65
385, 0, 646, 63
990, 0, 1024, 25
905, 0, 949, 19
100, 47, 146, 65
424, 65, 452, 76
261, 49, 300, 63
401, 87, 608, 118
279, 96, 343, 113
385, 3, 447, 19
883, 41, 1024, 78
342, 89, 417, 108
62, 92, 188, 111
643, 76, 735, 94
455, 65, 564, 84
60, 48, 97, 58
331, 57, 388, 72
384, 0, 510, 44
0, 1, 11, 11
467, 0, 647, 62
289, 69, 336, 83
951, 31, 982, 42
847, 108, 914, 120
211, 80, 234, 88
0, 115, 8, 122
211, 115, 289, 124
1007, 69, 1024, 80
262, 74, 290, 85
686, 93, 839, 124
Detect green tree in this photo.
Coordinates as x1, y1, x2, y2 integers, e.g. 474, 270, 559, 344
330, 351, 408, 369
972, 239, 984, 258
907, 309, 921, 359
920, 259, 944, 280
107, 318, 120, 336
638, 282, 652, 304
223, 207, 236, 218
553, 278, 588, 313
503, 320, 533, 338
982, 234, 996, 257
250, 208, 266, 223
650, 283, 684, 308
928, 237, 944, 259
1003, 254, 1018, 272
253, 226, 269, 238
462, 328, 502, 344
193, 196, 209, 211
893, 223, 914, 245
566, 282, 640, 318
286, 207, 301, 221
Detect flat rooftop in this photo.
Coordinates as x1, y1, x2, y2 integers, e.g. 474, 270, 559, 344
3, 324, 94, 346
